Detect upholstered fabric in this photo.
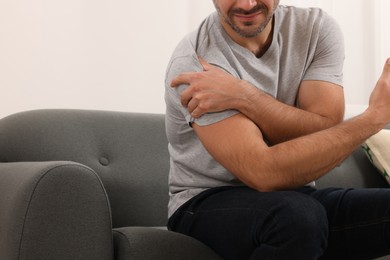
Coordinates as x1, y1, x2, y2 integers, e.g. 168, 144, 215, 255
316, 145, 389, 189
0, 161, 113, 260
113, 227, 222, 260
1, 109, 389, 259
0, 109, 220, 259
362, 129, 390, 185
0, 109, 170, 228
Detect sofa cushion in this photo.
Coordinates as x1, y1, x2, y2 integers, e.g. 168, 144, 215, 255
113, 227, 222, 260
362, 129, 390, 185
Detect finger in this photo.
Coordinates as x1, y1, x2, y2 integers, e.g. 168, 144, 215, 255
180, 86, 195, 108
171, 71, 201, 88
187, 97, 199, 115
188, 95, 209, 118
384, 57, 390, 70
381, 58, 390, 80
171, 73, 190, 88
191, 106, 205, 118
197, 56, 213, 71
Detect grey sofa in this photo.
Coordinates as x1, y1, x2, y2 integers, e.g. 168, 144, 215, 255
0, 109, 388, 260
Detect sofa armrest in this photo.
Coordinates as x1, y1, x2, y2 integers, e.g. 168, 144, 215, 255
113, 227, 222, 260
0, 161, 114, 260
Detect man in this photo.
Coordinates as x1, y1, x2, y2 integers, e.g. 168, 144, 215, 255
165, 0, 390, 259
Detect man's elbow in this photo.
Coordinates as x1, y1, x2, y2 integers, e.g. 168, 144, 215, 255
321, 111, 344, 130
240, 171, 289, 193
329, 106, 345, 126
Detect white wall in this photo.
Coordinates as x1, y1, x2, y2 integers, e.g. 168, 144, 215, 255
0, 0, 196, 119
0, 0, 389, 119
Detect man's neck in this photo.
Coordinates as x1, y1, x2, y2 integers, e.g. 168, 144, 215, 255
222, 17, 274, 58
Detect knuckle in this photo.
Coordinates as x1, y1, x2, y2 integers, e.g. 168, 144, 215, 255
198, 102, 210, 111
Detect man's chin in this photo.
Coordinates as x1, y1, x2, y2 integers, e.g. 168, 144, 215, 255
234, 27, 263, 38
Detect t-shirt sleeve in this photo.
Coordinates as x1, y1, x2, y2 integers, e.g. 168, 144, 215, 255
302, 11, 345, 87
165, 53, 239, 127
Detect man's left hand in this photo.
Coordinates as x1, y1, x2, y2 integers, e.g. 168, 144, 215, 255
171, 57, 258, 118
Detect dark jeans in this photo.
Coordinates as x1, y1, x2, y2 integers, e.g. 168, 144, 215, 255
168, 186, 390, 260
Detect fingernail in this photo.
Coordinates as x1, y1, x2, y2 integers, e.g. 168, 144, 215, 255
387, 58, 390, 65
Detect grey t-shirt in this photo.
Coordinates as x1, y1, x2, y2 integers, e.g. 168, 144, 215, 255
165, 5, 344, 217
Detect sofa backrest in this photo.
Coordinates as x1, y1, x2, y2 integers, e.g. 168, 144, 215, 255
0, 109, 170, 228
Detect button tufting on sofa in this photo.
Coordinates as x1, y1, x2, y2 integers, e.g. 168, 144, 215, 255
99, 157, 110, 166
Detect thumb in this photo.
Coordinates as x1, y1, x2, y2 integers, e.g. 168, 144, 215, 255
381, 58, 390, 79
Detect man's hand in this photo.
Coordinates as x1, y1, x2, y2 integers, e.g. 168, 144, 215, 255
368, 58, 390, 128
171, 57, 258, 118
171, 57, 345, 145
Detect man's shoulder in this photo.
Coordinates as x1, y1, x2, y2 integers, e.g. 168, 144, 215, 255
167, 13, 217, 66
276, 5, 330, 28
165, 31, 202, 80
277, 5, 325, 17
169, 33, 197, 63
276, 5, 340, 44
166, 12, 232, 81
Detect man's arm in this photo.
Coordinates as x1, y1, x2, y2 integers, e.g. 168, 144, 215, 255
239, 79, 345, 144
192, 59, 390, 191
172, 58, 344, 145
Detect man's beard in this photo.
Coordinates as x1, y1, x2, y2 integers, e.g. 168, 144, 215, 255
217, 3, 273, 38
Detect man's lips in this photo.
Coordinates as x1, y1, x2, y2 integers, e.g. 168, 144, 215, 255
233, 11, 263, 22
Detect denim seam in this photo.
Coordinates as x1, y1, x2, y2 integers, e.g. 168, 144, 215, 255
183, 208, 272, 214
330, 217, 390, 232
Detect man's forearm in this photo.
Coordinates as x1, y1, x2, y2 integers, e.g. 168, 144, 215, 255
238, 88, 342, 145
194, 109, 382, 193
262, 109, 381, 190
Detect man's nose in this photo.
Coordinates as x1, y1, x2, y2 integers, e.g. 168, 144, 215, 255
235, 0, 257, 10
